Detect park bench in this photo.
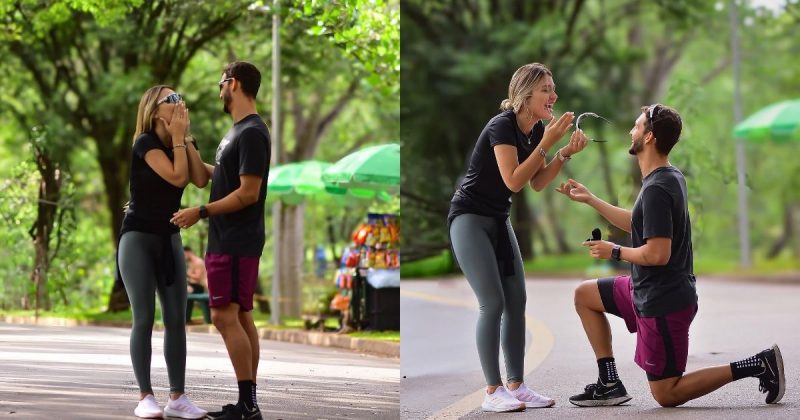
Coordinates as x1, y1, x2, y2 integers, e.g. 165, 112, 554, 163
186, 293, 211, 324
186, 293, 271, 325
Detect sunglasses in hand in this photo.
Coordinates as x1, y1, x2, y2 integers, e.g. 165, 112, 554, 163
576, 112, 611, 143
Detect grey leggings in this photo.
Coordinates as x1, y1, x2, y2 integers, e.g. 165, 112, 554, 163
450, 214, 527, 385
119, 231, 187, 393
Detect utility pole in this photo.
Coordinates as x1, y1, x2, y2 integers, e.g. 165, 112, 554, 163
271, 0, 283, 324
730, 0, 751, 268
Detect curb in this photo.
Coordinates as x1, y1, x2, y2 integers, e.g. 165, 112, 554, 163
0, 315, 399, 358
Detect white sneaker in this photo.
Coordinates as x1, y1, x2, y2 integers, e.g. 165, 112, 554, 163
508, 383, 555, 408
481, 386, 526, 412
134, 394, 163, 419
164, 394, 208, 419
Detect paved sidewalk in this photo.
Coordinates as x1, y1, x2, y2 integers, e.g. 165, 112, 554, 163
0, 322, 399, 419
402, 276, 799, 419
0, 315, 399, 358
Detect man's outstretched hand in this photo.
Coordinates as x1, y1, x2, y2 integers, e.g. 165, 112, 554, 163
556, 178, 593, 203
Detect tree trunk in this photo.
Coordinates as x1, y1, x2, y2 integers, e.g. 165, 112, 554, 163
513, 190, 533, 260
596, 126, 629, 245
530, 204, 552, 256
30, 150, 61, 314
767, 202, 794, 259
96, 125, 133, 313
279, 203, 305, 317
543, 188, 571, 254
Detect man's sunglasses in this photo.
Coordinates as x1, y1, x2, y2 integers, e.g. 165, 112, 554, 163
218, 77, 234, 91
157, 93, 182, 105
648, 103, 661, 122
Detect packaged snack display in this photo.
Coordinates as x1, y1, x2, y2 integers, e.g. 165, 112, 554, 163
330, 213, 400, 330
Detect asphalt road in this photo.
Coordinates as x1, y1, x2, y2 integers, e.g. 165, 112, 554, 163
0, 323, 399, 419
401, 276, 800, 419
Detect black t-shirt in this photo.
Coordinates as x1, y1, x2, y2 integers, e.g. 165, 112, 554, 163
450, 110, 544, 218
447, 110, 544, 277
630, 166, 697, 317
207, 114, 271, 256
121, 132, 184, 236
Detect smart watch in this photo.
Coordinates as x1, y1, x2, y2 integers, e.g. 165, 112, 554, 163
199, 205, 209, 219
611, 244, 621, 261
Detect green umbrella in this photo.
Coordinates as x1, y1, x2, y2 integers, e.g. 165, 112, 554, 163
322, 143, 400, 194
733, 99, 800, 143
268, 160, 391, 205
267, 161, 330, 205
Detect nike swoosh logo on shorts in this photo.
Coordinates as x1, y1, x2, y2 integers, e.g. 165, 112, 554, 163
645, 361, 656, 366
212, 296, 224, 300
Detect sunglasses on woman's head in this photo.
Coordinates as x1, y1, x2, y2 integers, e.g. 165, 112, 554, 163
157, 93, 182, 105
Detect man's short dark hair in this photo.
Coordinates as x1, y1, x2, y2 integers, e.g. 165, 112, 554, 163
223, 61, 261, 99
183, 246, 192, 252
641, 104, 682, 156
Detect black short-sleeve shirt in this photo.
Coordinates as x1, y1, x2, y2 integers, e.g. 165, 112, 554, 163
122, 132, 183, 235
449, 110, 544, 219
207, 114, 271, 256
447, 110, 544, 277
630, 166, 697, 317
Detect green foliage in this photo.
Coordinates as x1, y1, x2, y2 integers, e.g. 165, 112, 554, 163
400, 251, 453, 278
401, 0, 800, 270
0, 0, 399, 312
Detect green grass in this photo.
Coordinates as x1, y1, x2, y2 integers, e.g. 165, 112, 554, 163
347, 330, 400, 341
694, 254, 800, 276
0, 308, 138, 322
403, 251, 800, 280
523, 253, 593, 274
401, 251, 453, 278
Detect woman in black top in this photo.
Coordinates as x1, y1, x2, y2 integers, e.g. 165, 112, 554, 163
118, 85, 209, 419
447, 63, 588, 412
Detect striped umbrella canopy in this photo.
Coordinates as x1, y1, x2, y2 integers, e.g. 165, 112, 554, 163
733, 99, 800, 143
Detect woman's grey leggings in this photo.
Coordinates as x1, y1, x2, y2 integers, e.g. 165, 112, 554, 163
119, 231, 187, 393
450, 214, 527, 386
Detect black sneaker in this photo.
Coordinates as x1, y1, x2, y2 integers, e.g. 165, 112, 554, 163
205, 402, 263, 419
755, 344, 785, 404
569, 380, 632, 407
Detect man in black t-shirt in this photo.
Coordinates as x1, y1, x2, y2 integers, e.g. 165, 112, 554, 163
171, 61, 269, 420
557, 105, 785, 408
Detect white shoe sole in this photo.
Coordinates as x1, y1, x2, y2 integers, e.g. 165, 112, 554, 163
163, 406, 208, 419
569, 395, 631, 407
481, 402, 526, 412
520, 399, 555, 408
134, 409, 163, 419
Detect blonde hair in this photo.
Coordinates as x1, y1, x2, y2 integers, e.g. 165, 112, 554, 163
132, 85, 172, 144
499, 63, 552, 113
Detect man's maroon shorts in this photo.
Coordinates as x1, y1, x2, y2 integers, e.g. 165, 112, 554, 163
598, 275, 697, 380
205, 253, 260, 311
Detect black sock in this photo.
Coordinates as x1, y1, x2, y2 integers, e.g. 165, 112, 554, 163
730, 354, 764, 381
237, 380, 258, 410
597, 357, 619, 385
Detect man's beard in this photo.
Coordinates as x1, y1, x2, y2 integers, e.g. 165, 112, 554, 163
223, 92, 232, 114
629, 134, 645, 155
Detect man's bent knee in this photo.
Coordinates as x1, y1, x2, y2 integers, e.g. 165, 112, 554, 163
649, 379, 685, 408
574, 279, 598, 308
652, 392, 683, 408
